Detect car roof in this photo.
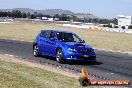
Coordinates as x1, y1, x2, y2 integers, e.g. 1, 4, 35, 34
41, 30, 73, 33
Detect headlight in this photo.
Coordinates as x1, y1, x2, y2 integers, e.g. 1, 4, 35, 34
91, 49, 95, 52
68, 48, 77, 52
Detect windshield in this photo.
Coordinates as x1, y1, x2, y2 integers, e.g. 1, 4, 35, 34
56, 32, 82, 42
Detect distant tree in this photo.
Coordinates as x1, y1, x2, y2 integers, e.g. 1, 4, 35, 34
0, 12, 8, 17
87, 18, 92, 23
70, 15, 77, 21
76, 18, 84, 22
98, 19, 113, 24
31, 14, 35, 19
26, 12, 31, 18
0, 11, 2, 17
54, 14, 60, 18
92, 18, 99, 23
21, 12, 27, 18
58, 14, 70, 21
0, 11, 11, 17
60, 14, 66, 21
34, 12, 38, 17
103, 24, 112, 28
12, 10, 22, 18
37, 13, 43, 17
7, 11, 12, 17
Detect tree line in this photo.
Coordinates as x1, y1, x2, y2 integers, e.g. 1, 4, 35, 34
0, 10, 72, 21
0, 10, 117, 24
0, 10, 48, 19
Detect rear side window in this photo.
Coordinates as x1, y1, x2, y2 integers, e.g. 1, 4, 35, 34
41, 31, 51, 39
50, 31, 56, 38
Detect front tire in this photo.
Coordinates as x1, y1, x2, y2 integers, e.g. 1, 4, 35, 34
33, 44, 40, 57
56, 49, 64, 63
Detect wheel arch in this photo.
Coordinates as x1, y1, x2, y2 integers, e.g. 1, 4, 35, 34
56, 47, 62, 54
33, 43, 38, 49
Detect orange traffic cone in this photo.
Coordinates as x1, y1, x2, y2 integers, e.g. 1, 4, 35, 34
79, 68, 91, 86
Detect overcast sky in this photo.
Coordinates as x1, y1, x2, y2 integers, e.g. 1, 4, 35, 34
0, 0, 131, 18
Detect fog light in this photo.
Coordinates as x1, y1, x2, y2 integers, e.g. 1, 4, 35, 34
71, 56, 73, 58
70, 55, 76, 58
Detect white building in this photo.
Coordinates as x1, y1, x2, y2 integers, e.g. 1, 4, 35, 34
48, 18, 54, 21
118, 15, 132, 29
53, 18, 59, 21
42, 17, 48, 20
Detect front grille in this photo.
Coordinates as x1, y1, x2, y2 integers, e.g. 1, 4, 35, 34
78, 49, 92, 54
77, 56, 96, 60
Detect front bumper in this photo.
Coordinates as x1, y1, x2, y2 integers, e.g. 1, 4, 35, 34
63, 51, 96, 61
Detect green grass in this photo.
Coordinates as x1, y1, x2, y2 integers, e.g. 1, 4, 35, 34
0, 21, 132, 52
0, 59, 99, 88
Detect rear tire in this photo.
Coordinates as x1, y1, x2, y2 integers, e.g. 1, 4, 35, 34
33, 44, 40, 57
56, 49, 64, 63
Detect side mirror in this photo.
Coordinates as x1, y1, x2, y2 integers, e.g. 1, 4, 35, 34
83, 40, 85, 43
81, 40, 85, 43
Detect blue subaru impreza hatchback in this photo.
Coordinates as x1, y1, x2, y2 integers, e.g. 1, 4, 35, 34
33, 30, 96, 63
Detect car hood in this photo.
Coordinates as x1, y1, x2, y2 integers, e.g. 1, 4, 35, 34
61, 42, 93, 50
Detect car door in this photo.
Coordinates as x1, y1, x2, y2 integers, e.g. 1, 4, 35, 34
47, 31, 58, 57
39, 30, 51, 55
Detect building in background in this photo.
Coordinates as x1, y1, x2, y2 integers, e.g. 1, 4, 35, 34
118, 15, 132, 29
42, 17, 48, 20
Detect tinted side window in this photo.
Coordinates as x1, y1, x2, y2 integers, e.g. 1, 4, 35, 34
40, 31, 46, 38
50, 31, 56, 38
41, 31, 51, 39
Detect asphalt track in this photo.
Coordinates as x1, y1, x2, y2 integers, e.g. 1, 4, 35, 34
0, 39, 132, 81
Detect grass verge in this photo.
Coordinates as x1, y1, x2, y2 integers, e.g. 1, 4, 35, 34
0, 53, 120, 88
0, 58, 95, 88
